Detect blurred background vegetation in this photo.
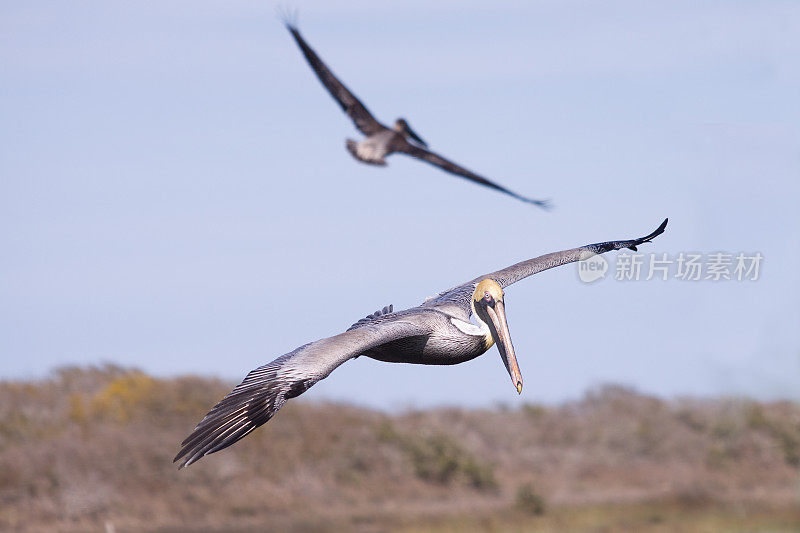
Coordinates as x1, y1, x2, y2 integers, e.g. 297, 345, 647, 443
1, 365, 799, 532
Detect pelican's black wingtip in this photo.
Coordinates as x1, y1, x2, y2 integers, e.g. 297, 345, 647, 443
654, 217, 669, 235
626, 217, 669, 251
276, 5, 299, 31
649, 217, 669, 240
174, 450, 202, 470
525, 197, 553, 210
174, 436, 201, 469
173, 449, 188, 469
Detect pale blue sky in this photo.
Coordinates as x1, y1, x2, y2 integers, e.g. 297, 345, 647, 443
2, 1, 798, 408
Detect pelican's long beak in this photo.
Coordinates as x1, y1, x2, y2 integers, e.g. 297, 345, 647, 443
402, 122, 428, 147
486, 300, 523, 394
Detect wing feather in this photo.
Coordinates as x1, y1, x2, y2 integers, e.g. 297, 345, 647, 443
286, 24, 384, 136
423, 219, 668, 309
174, 320, 428, 467
347, 305, 394, 331
481, 218, 669, 288
395, 141, 550, 208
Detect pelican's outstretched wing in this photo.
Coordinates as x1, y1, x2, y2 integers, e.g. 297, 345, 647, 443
286, 24, 384, 136
483, 218, 669, 288
174, 319, 427, 468
423, 219, 668, 310
394, 141, 550, 209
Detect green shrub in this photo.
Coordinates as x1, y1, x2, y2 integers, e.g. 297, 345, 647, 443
460, 457, 497, 490
376, 422, 497, 490
515, 482, 546, 515
407, 434, 462, 484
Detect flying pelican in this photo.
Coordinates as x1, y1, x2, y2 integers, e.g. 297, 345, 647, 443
285, 23, 550, 208
174, 219, 667, 467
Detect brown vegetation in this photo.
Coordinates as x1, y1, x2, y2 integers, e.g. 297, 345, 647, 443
1, 366, 798, 532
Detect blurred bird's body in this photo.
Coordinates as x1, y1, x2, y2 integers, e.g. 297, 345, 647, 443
346, 129, 395, 166
174, 220, 667, 468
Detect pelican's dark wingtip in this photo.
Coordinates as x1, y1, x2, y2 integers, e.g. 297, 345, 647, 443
173, 441, 215, 470
283, 21, 297, 35
174, 454, 199, 470
625, 218, 668, 250
173, 444, 192, 469
276, 5, 299, 31
514, 194, 553, 209
651, 217, 669, 236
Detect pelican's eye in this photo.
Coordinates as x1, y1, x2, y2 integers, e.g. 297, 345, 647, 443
483, 292, 493, 304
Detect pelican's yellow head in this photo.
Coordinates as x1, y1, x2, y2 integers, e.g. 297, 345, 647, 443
472, 279, 523, 395
473, 279, 504, 307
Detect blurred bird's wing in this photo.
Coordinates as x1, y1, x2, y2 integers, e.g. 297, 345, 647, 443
286, 24, 385, 136
174, 319, 428, 468
394, 140, 550, 209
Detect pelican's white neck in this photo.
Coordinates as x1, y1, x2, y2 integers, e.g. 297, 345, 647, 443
449, 294, 494, 348
450, 315, 488, 337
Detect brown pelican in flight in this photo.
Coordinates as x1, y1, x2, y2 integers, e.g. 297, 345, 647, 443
174, 219, 667, 467
285, 23, 550, 208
